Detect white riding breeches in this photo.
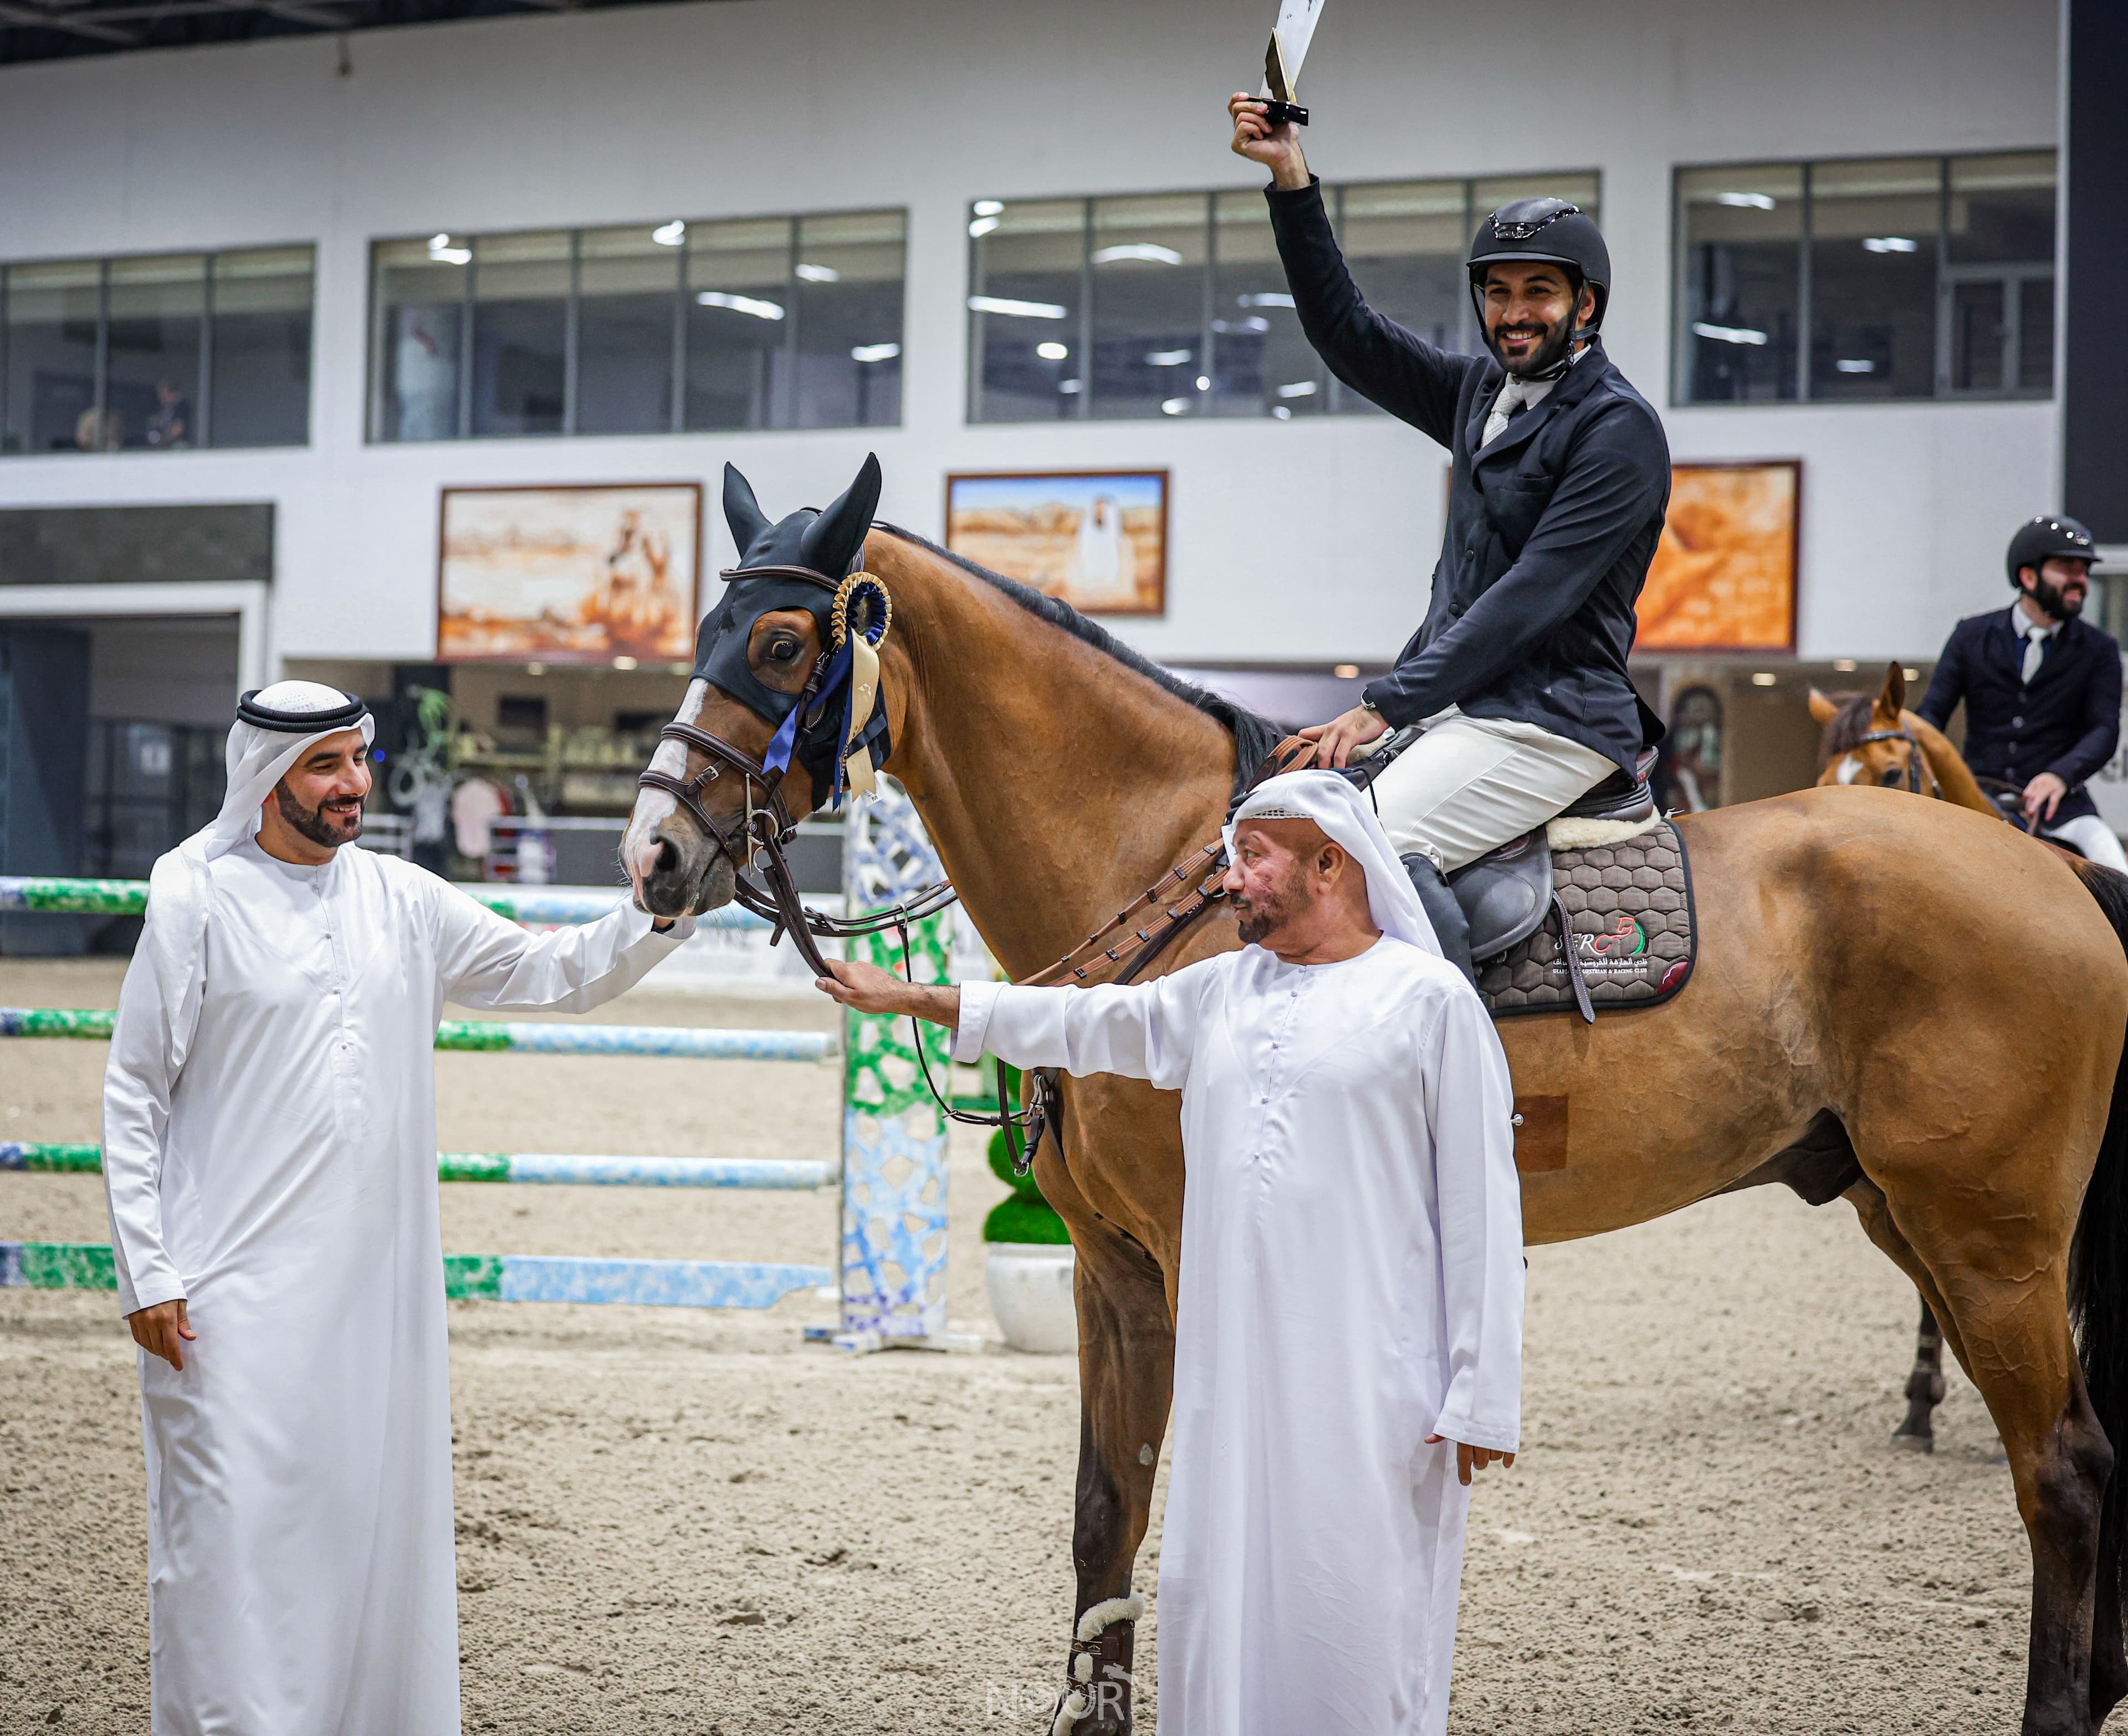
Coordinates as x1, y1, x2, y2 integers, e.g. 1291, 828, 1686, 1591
1366, 710, 1619, 875
2045, 812, 2128, 874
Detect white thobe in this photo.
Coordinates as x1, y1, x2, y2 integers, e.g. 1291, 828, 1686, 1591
102, 839, 689, 1736
954, 937, 1523, 1736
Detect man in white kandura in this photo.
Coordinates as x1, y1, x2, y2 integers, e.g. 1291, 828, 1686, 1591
819, 769, 1524, 1736
103, 681, 693, 1736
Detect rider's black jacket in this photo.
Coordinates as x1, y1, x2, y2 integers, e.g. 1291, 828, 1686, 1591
1917, 607, 2123, 824
1267, 177, 1670, 775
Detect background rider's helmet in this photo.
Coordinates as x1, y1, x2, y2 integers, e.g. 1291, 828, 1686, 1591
2004, 514, 2099, 588
1466, 197, 1612, 335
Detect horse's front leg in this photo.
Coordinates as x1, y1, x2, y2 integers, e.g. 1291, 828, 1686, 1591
1037, 1131, 1176, 1736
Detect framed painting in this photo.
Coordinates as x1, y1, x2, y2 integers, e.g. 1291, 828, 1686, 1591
944, 469, 1168, 616
1636, 460, 1801, 654
437, 482, 702, 663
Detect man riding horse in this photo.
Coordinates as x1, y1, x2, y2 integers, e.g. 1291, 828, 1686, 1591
1229, 93, 1672, 983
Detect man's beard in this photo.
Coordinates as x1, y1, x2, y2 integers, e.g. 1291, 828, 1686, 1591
1488, 311, 1578, 380
2030, 573, 2086, 621
1232, 861, 1309, 946
274, 781, 363, 847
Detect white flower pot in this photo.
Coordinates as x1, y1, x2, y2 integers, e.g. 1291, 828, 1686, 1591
984, 1242, 1078, 1354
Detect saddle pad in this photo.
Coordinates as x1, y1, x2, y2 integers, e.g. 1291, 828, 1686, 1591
1479, 821, 1697, 1019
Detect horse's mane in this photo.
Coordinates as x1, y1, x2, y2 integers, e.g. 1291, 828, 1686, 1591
874, 521, 1285, 800
1817, 691, 1883, 761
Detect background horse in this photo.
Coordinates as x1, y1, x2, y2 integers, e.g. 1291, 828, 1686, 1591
628, 466, 2128, 1736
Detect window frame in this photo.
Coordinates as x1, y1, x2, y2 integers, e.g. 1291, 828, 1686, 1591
1670, 149, 2057, 409
0, 242, 315, 457
966, 170, 1602, 426
365, 206, 908, 444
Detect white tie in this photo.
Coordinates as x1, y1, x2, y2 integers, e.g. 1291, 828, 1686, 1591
1483, 377, 1537, 447
2023, 626, 2049, 684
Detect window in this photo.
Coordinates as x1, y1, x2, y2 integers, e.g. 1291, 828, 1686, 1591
969, 172, 1599, 422
0, 245, 312, 455
1675, 151, 2055, 404
368, 209, 906, 442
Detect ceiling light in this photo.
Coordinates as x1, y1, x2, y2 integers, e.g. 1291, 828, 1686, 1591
968, 216, 1001, 239
1036, 341, 1070, 361
1212, 315, 1271, 335
1276, 380, 1318, 398
969, 294, 1068, 319
1835, 358, 1877, 373
1333, 663, 1359, 679
1161, 397, 1190, 416
795, 262, 840, 283
1863, 236, 1920, 253
1058, 378, 1084, 393
1144, 348, 1193, 366
850, 342, 900, 363
1714, 191, 1777, 210
526, 662, 546, 676
972, 199, 1004, 218
651, 221, 686, 247
696, 291, 785, 320
1093, 243, 1184, 266
1195, 375, 1211, 391
1691, 320, 1769, 346
667, 663, 690, 675
1237, 291, 1296, 309
613, 656, 638, 671
1272, 405, 1292, 419
1751, 672, 1777, 687
1903, 667, 1920, 681
1833, 658, 1858, 672
427, 233, 470, 265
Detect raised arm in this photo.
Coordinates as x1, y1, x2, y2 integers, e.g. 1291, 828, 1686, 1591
1421, 989, 1525, 1467
425, 877, 692, 1012
1229, 95, 1474, 443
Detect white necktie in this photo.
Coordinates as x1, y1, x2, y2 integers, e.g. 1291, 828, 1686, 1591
1483, 377, 1538, 447
2023, 626, 2050, 684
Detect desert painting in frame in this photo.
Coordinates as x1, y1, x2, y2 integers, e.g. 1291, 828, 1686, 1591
437, 483, 702, 662
1635, 461, 1800, 654
945, 470, 1168, 616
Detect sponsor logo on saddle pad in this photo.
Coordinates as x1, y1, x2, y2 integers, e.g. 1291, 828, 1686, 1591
1572, 915, 1647, 976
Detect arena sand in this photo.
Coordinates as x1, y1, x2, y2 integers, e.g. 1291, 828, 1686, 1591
2, 956, 2029, 1733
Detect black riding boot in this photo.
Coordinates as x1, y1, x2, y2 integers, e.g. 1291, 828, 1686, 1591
1402, 853, 1476, 987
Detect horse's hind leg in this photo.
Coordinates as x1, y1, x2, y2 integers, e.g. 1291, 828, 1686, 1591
1052, 1206, 1174, 1735
1894, 1296, 1948, 1452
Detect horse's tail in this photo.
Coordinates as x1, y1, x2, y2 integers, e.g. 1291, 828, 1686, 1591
2068, 857, 2128, 1610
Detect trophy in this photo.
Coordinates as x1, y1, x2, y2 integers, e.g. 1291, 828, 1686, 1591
1259, 0, 1327, 129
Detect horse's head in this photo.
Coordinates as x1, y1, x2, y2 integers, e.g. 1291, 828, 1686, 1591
623, 454, 889, 916
1810, 662, 1926, 793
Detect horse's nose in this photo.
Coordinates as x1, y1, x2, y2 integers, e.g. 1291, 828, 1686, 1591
622, 825, 677, 899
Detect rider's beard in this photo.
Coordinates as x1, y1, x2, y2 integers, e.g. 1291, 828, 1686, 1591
1488, 309, 1579, 380
2029, 572, 2087, 621
273, 780, 364, 848
1232, 860, 1309, 946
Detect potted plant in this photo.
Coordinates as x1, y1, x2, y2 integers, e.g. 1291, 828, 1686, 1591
981, 1064, 1078, 1354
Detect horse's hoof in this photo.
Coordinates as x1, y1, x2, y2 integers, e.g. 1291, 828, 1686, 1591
1890, 1428, 1935, 1454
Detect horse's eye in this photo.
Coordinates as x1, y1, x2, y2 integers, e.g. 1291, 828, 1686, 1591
766, 637, 800, 663
1880, 769, 1903, 787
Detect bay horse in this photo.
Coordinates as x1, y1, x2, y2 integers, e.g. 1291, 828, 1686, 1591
1812, 663, 2086, 1455
627, 464, 2128, 1736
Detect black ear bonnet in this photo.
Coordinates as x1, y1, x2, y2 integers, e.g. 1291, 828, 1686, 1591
692, 453, 892, 804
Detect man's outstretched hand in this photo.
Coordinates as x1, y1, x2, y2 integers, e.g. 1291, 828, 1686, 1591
814, 959, 962, 1031
1229, 93, 1311, 191
129, 1298, 195, 1371
1426, 1433, 1517, 1487
1301, 704, 1392, 769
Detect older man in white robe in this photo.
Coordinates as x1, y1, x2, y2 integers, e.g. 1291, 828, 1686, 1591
819, 769, 1523, 1736
104, 681, 693, 1736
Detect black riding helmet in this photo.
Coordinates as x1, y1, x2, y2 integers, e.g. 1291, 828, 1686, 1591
1467, 197, 1611, 373
2004, 514, 2098, 588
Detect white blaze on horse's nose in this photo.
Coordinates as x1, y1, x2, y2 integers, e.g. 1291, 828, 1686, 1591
1835, 755, 1863, 786
622, 679, 708, 893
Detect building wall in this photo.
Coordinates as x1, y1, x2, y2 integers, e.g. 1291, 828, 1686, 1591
0, 0, 2062, 672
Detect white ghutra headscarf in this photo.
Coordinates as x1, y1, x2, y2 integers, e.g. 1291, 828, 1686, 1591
1221, 769, 1444, 959
140, 680, 375, 1073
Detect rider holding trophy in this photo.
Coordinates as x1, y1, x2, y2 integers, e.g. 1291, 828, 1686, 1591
1229, 93, 1672, 981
